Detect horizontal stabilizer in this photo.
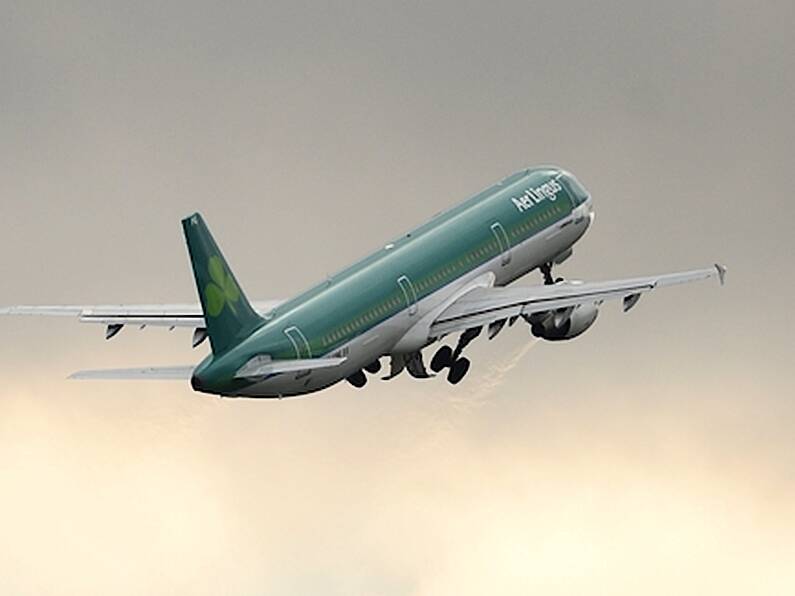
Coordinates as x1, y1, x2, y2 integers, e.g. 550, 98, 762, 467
235, 356, 347, 379
69, 366, 195, 380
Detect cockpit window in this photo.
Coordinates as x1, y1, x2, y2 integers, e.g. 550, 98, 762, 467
560, 172, 590, 206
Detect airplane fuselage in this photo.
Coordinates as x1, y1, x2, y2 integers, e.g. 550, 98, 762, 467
191, 166, 594, 398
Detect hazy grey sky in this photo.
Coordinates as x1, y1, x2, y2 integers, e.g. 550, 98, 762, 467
1, 2, 794, 594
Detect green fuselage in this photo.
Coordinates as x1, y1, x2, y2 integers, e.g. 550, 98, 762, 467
192, 166, 591, 396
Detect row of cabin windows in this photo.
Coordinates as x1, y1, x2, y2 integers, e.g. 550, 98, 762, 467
317, 204, 569, 351
416, 241, 498, 289
321, 293, 405, 346
510, 201, 567, 240
314, 203, 570, 352
318, 237, 505, 349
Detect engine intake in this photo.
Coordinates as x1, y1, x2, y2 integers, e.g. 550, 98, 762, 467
529, 304, 599, 341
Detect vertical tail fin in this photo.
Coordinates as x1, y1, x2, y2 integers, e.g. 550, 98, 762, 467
181, 213, 263, 354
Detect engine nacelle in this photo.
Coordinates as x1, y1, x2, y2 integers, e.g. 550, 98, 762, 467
529, 303, 599, 341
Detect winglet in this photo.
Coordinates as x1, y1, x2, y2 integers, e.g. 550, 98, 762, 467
715, 263, 727, 286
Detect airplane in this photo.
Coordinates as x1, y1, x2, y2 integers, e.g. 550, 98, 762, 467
0, 166, 725, 398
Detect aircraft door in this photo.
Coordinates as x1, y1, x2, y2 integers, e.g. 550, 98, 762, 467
397, 275, 418, 316
284, 325, 312, 359
491, 222, 511, 266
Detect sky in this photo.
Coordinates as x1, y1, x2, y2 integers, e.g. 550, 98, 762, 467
1, 1, 794, 594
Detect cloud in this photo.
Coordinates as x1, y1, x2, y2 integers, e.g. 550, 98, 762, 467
2, 372, 794, 595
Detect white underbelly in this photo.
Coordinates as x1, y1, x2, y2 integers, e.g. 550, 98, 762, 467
238, 211, 590, 398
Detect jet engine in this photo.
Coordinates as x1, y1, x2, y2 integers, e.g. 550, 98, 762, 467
528, 303, 599, 341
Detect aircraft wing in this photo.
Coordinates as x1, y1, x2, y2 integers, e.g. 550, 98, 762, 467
0, 300, 283, 330
430, 264, 726, 337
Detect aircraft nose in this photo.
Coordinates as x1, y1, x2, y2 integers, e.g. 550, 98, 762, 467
560, 170, 591, 206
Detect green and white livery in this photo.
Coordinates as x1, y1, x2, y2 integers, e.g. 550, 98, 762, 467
0, 166, 726, 397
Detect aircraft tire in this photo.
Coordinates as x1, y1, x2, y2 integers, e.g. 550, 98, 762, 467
346, 370, 367, 388
447, 357, 470, 385
431, 345, 453, 372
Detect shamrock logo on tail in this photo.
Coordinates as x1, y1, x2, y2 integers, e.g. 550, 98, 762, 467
204, 255, 240, 317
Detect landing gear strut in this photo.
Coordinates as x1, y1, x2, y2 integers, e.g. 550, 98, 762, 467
452, 326, 481, 361
539, 262, 563, 285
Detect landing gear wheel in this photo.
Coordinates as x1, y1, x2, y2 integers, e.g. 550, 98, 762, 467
346, 370, 367, 388
364, 360, 382, 374
430, 345, 453, 372
447, 357, 471, 385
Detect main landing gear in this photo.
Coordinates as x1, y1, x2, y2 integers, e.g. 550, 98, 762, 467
352, 316, 503, 389
364, 360, 381, 374
430, 346, 453, 373
430, 346, 470, 385
430, 326, 481, 385
346, 370, 367, 388
447, 357, 470, 385
346, 359, 382, 388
